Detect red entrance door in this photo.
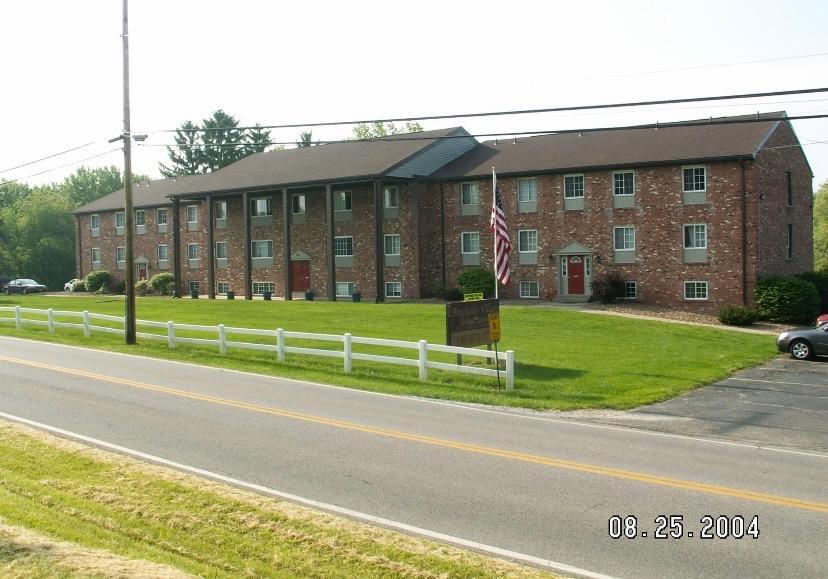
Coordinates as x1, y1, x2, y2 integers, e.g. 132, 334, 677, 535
568, 256, 585, 294
290, 261, 310, 292
136, 263, 148, 281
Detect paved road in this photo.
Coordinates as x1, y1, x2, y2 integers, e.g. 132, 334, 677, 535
0, 336, 826, 578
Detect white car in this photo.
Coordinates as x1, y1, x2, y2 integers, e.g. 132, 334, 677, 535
64, 278, 81, 292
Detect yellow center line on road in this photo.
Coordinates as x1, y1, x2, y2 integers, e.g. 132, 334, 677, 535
4, 354, 828, 514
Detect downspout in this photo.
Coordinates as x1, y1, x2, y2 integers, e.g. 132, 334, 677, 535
439, 182, 447, 288
741, 160, 749, 306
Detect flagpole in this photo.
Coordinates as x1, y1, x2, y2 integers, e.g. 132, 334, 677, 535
492, 166, 498, 300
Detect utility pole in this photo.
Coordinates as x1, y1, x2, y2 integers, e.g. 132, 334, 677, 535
121, 0, 136, 344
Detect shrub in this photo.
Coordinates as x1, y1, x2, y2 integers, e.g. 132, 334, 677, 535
135, 279, 151, 296
717, 305, 759, 326
149, 272, 175, 295
70, 279, 86, 292
108, 279, 126, 294
85, 270, 112, 293
590, 270, 626, 303
796, 271, 828, 312
754, 275, 820, 324
458, 268, 496, 298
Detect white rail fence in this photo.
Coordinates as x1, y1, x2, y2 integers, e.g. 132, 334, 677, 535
0, 306, 515, 389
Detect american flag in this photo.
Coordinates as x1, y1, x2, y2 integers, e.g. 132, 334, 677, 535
490, 168, 511, 287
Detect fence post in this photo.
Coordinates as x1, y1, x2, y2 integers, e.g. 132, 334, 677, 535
506, 350, 515, 390
343, 333, 352, 373
218, 324, 227, 355
276, 328, 285, 362
47, 308, 54, 333
167, 321, 175, 349
14, 306, 21, 329
82, 310, 90, 337
418, 340, 428, 381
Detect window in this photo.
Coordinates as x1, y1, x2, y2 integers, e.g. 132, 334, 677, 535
613, 171, 634, 196
91, 247, 100, 264
384, 234, 400, 256
156, 208, 167, 225
613, 226, 635, 251
251, 240, 273, 258
116, 246, 125, 263
384, 186, 400, 208
90, 214, 100, 231
786, 172, 793, 206
115, 211, 125, 228
216, 282, 229, 295
560, 256, 567, 276
252, 282, 275, 295
292, 194, 306, 214
564, 175, 584, 198
683, 166, 706, 192
461, 182, 479, 205
334, 191, 352, 212
385, 281, 402, 298
215, 200, 227, 220
787, 224, 793, 259
624, 281, 637, 299
215, 241, 228, 259
157, 244, 168, 261
683, 224, 707, 248
519, 281, 539, 298
135, 209, 146, 226
517, 178, 538, 202
518, 230, 538, 253
684, 281, 708, 300
461, 232, 480, 253
336, 282, 355, 297
188, 280, 200, 295
186, 205, 198, 224
187, 243, 200, 260
334, 236, 353, 256
251, 197, 272, 217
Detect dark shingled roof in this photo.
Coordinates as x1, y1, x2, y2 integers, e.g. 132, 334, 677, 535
433, 113, 784, 179
72, 174, 209, 214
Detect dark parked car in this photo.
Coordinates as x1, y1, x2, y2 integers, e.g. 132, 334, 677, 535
0, 276, 11, 290
777, 325, 828, 360
4, 279, 48, 295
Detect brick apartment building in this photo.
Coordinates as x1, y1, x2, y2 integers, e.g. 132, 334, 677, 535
73, 112, 813, 311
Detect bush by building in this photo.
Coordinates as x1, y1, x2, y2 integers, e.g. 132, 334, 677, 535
754, 275, 820, 324
458, 268, 496, 298
149, 272, 175, 295
590, 271, 627, 303
85, 270, 112, 293
717, 305, 759, 326
796, 271, 828, 312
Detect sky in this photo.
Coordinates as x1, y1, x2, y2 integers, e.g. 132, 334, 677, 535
2, 0, 827, 189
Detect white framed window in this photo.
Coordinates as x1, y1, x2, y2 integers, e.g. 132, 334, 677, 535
613, 171, 635, 196
461, 182, 479, 205
683, 224, 707, 249
684, 281, 708, 300
586, 256, 591, 276
115, 211, 125, 228
334, 236, 353, 256
624, 281, 637, 299
186, 205, 198, 224
251, 240, 273, 258
156, 208, 167, 225
216, 281, 229, 295
461, 232, 480, 254
292, 194, 306, 214
613, 226, 635, 251
250, 197, 272, 216
187, 243, 200, 260
385, 281, 402, 298
157, 244, 168, 261
384, 234, 401, 256
518, 229, 538, 253
564, 174, 584, 198
188, 280, 200, 295
116, 246, 125, 263
519, 281, 539, 298
135, 209, 146, 226
90, 214, 100, 231
215, 241, 228, 259
517, 178, 538, 202
252, 282, 275, 295
215, 200, 227, 220
91, 247, 101, 264
384, 186, 400, 208
336, 281, 355, 297
334, 191, 352, 211
683, 166, 706, 192
560, 256, 567, 276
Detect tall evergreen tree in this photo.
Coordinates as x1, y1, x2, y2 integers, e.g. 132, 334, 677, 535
351, 121, 424, 140
159, 120, 204, 177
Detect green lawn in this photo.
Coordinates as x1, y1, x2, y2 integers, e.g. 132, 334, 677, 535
0, 294, 777, 410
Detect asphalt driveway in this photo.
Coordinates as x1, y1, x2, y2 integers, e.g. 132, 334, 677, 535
582, 355, 828, 453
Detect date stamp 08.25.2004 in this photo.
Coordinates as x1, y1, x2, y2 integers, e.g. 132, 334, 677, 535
608, 515, 760, 540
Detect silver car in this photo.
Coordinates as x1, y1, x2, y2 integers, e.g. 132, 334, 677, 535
776, 325, 828, 360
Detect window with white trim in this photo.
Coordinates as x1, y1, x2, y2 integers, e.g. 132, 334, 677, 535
215, 241, 228, 259
187, 243, 200, 260
613, 171, 634, 196
684, 281, 708, 300
564, 175, 584, 198
683, 166, 706, 192
384, 186, 400, 208
518, 230, 538, 253
624, 281, 637, 299
292, 194, 305, 214
519, 281, 539, 298
156, 208, 167, 225
90, 214, 100, 231
115, 211, 125, 228
252, 282, 275, 295
116, 246, 125, 263
517, 178, 538, 202
334, 236, 353, 256
250, 197, 272, 217
135, 209, 146, 226
216, 282, 229, 295
251, 240, 273, 258
186, 205, 198, 224
91, 247, 101, 264
334, 191, 352, 211
215, 200, 227, 220
461, 232, 480, 254
461, 182, 479, 205
336, 282, 355, 297
157, 244, 168, 261
613, 226, 635, 251
683, 224, 707, 248
385, 281, 402, 298
384, 234, 400, 256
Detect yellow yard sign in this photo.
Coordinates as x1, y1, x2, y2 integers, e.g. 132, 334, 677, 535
487, 312, 501, 342
463, 292, 484, 302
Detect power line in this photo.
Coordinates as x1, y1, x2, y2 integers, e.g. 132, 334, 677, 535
0, 141, 99, 176
621, 51, 828, 77
0, 148, 122, 187
153, 87, 828, 134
